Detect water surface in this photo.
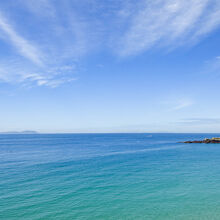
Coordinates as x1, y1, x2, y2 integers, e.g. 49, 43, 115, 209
0, 133, 220, 219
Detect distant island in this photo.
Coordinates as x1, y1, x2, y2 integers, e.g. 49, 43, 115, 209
0, 130, 38, 134
182, 137, 220, 144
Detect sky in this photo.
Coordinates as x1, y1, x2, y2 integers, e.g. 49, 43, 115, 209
0, 0, 220, 133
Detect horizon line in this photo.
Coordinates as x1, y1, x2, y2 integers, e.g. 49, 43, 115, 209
1, 132, 220, 134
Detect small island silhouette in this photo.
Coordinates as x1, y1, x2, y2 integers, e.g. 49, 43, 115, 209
182, 137, 220, 143
0, 130, 38, 134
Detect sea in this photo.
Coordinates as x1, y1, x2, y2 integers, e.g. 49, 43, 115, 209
0, 133, 220, 220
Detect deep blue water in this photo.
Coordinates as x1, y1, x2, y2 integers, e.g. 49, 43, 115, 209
1, 133, 220, 219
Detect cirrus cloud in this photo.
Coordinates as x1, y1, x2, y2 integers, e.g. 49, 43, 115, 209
0, 0, 220, 87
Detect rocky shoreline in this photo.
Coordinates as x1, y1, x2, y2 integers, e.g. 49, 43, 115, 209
182, 137, 220, 144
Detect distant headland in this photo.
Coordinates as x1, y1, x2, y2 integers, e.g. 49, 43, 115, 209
0, 130, 38, 134
182, 137, 220, 144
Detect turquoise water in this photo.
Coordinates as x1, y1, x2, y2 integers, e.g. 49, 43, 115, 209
1, 133, 220, 219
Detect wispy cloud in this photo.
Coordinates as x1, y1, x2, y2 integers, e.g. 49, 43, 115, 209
0, 1, 86, 87
177, 118, 220, 125
162, 98, 194, 111
173, 99, 193, 110
0, 0, 220, 87
0, 12, 43, 65
203, 55, 220, 76
0, 59, 77, 88
117, 0, 220, 56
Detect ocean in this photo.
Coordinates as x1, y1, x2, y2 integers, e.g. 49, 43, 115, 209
0, 133, 220, 219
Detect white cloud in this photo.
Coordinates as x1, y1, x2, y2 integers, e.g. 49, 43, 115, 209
0, 58, 77, 88
172, 99, 193, 110
203, 55, 220, 75
162, 98, 194, 111
177, 118, 220, 125
0, 3, 83, 87
192, 3, 220, 40
117, 0, 220, 56
0, 0, 220, 87
0, 12, 43, 65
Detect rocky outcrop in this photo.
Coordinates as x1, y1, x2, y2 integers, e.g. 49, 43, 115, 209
182, 138, 220, 144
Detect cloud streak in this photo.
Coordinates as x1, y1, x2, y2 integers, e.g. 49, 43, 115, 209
117, 0, 220, 56
0, 0, 220, 87
177, 118, 220, 125
162, 98, 194, 111
173, 100, 193, 110
0, 12, 43, 65
0, 2, 83, 87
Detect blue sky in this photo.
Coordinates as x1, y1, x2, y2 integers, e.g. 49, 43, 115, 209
1, 0, 220, 133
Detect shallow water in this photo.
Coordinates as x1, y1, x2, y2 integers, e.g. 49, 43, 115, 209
1, 133, 220, 219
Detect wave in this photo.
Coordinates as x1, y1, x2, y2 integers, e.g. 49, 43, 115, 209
97, 145, 185, 158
